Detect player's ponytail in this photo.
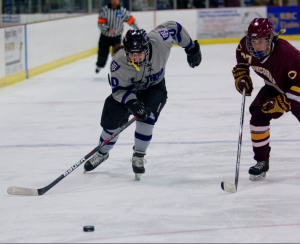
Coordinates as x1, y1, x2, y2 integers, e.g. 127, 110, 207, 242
112, 45, 124, 56
273, 29, 286, 41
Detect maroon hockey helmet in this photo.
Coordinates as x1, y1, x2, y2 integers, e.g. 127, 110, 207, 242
246, 18, 275, 59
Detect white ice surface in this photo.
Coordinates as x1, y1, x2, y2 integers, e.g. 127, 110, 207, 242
1, 43, 300, 243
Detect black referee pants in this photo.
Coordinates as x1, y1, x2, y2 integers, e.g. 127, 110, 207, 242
96, 34, 121, 68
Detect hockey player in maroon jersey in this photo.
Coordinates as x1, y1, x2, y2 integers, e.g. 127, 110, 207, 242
232, 18, 300, 180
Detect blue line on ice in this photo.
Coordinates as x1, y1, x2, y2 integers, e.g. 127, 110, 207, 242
1, 139, 299, 148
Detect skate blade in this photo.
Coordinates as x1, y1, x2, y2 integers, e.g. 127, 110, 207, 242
249, 172, 266, 181
135, 174, 142, 181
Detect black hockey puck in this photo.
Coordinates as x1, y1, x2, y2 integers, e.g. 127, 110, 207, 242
83, 226, 94, 232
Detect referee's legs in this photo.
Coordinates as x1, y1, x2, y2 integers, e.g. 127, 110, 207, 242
96, 35, 122, 73
96, 34, 111, 70
112, 35, 121, 48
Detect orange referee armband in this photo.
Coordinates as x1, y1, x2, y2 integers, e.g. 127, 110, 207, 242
126, 16, 135, 25
98, 18, 107, 24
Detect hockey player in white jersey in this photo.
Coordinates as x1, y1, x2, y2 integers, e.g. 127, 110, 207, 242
84, 21, 201, 180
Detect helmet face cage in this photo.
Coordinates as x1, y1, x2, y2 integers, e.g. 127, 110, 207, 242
246, 34, 273, 59
246, 18, 274, 59
123, 29, 150, 67
125, 46, 150, 67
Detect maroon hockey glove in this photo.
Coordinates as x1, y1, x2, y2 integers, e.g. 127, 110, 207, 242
262, 94, 291, 119
126, 99, 151, 122
232, 67, 253, 96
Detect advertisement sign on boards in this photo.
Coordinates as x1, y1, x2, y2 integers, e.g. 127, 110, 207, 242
5, 26, 25, 76
268, 6, 300, 35
197, 7, 267, 39
2, 15, 21, 26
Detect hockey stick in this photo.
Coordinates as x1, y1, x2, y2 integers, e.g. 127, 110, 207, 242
7, 115, 139, 196
221, 87, 246, 193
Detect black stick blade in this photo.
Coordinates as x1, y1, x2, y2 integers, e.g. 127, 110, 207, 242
221, 182, 237, 193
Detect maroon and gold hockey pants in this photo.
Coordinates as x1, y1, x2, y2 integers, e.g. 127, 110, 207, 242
250, 85, 300, 161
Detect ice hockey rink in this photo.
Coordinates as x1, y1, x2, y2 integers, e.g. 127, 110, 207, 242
1, 42, 300, 243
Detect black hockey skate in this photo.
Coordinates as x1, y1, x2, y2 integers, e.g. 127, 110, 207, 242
249, 159, 269, 181
131, 150, 147, 181
95, 67, 101, 74
84, 151, 109, 173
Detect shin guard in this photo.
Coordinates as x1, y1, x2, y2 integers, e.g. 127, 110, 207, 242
134, 113, 155, 153
99, 128, 120, 154
250, 124, 270, 162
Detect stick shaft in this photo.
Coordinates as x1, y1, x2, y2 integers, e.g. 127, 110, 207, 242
31, 115, 138, 195
234, 88, 246, 190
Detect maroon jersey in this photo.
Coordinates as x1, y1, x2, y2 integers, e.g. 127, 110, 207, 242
235, 37, 300, 109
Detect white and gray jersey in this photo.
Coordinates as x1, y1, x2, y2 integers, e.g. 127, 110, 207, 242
109, 21, 194, 104
98, 5, 138, 37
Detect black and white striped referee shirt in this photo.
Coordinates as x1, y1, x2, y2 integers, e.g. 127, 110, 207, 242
98, 4, 138, 37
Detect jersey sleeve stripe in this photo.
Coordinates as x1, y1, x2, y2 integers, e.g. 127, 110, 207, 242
290, 86, 300, 94
287, 89, 300, 97
176, 22, 182, 43
112, 84, 134, 93
286, 92, 300, 103
184, 39, 193, 49
122, 91, 135, 104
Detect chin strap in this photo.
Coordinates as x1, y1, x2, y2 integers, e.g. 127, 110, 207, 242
128, 59, 140, 71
